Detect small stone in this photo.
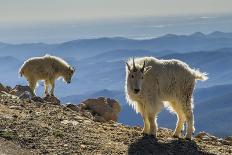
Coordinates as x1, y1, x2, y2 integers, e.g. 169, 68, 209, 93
80, 144, 87, 149
9, 105, 23, 110
19, 91, 33, 100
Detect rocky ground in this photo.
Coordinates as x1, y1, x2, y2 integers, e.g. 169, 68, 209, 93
0, 85, 231, 154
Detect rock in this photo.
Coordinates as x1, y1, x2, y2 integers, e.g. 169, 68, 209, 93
221, 140, 232, 145
32, 96, 44, 103
0, 83, 10, 93
195, 132, 218, 141
225, 136, 232, 142
19, 91, 33, 100
43, 95, 60, 105
9, 105, 23, 110
94, 116, 107, 122
10, 85, 34, 97
80, 97, 121, 122
66, 104, 80, 112
61, 120, 79, 126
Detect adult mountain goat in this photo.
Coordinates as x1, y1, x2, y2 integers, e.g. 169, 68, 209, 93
125, 57, 208, 139
19, 55, 75, 96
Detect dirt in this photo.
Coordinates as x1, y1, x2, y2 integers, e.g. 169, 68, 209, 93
0, 92, 231, 155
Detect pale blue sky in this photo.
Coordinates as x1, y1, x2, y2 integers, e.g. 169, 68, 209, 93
0, 0, 232, 23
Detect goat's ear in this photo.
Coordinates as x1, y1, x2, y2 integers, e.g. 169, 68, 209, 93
126, 62, 131, 71
69, 66, 74, 73
72, 67, 76, 72
143, 66, 152, 74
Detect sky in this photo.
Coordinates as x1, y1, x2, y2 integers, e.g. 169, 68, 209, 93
0, 0, 232, 23
0, 0, 232, 43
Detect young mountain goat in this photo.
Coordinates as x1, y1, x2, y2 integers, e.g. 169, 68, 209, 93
19, 55, 75, 96
125, 57, 208, 139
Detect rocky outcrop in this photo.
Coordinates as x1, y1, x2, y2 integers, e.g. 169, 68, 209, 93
80, 97, 121, 122
0, 83, 11, 93
9, 85, 34, 97
43, 95, 60, 105
0, 84, 231, 154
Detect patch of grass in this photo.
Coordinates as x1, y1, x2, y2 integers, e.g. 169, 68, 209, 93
0, 129, 18, 140
53, 129, 64, 138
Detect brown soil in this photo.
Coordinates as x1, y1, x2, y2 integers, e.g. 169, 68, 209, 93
0, 93, 231, 155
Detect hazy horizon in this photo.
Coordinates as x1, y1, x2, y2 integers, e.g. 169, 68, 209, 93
0, 0, 232, 43
0, 14, 232, 44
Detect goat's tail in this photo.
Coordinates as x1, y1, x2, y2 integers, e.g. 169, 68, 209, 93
193, 69, 208, 81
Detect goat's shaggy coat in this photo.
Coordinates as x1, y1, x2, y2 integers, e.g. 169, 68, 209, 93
125, 57, 207, 139
19, 55, 75, 96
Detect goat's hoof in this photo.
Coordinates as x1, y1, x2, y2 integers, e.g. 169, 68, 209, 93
173, 135, 180, 138
185, 135, 193, 140
149, 134, 157, 139
142, 132, 149, 135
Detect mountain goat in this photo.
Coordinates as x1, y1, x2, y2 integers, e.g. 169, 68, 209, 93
125, 57, 208, 139
19, 55, 75, 97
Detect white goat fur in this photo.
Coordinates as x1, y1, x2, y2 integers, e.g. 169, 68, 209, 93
19, 55, 75, 96
125, 57, 208, 139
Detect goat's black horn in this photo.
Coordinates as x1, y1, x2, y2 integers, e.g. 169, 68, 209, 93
141, 61, 146, 72
133, 58, 136, 69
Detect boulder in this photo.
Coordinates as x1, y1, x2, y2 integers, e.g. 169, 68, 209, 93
66, 104, 81, 112
0, 83, 10, 93
225, 136, 232, 142
32, 96, 44, 103
19, 91, 33, 100
80, 97, 121, 122
10, 85, 34, 97
43, 95, 60, 105
195, 132, 218, 141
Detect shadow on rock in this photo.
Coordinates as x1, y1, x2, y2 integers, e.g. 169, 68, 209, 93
128, 135, 214, 155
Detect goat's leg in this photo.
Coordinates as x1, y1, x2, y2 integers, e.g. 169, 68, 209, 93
173, 113, 185, 138
141, 112, 150, 134
28, 80, 36, 97
148, 114, 157, 137
49, 80, 55, 96
44, 80, 49, 96
185, 109, 195, 140
171, 102, 186, 138
148, 103, 162, 137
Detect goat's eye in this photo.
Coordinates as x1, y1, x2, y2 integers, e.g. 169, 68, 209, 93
131, 75, 134, 78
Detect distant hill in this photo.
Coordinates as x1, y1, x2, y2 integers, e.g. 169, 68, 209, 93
1, 31, 232, 60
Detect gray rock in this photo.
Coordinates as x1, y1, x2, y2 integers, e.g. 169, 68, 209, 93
66, 104, 80, 112
225, 136, 232, 142
32, 96, 44, 103
10, 85, 34, 97
19, 91, 32, 100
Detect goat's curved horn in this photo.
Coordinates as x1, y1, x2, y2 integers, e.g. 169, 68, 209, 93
133, 58, 136, 69
141, 61, 146, 72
